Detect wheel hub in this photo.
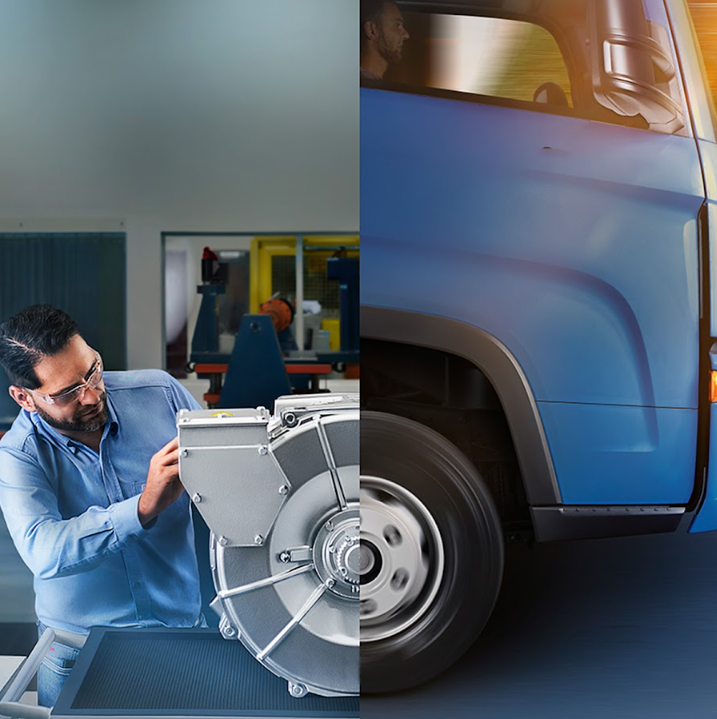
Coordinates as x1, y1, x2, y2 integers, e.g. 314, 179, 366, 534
313, 507, 360, 600
358, 539, 382, 583
360, 476, 445, 642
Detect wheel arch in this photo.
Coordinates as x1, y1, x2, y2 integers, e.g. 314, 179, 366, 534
361, 306, 561, 506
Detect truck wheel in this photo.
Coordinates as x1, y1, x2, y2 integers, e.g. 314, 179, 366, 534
360, 411, 504, 692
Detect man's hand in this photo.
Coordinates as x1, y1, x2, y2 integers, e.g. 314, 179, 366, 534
137, 437, 184, 527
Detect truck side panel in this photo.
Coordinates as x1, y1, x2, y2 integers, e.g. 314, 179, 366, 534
361, 88, 704, 505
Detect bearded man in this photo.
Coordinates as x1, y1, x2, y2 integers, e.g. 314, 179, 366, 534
360, 0, 410, 81
0, 305, 203, 707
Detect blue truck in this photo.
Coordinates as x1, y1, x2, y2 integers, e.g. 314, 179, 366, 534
359, 0, 717, 693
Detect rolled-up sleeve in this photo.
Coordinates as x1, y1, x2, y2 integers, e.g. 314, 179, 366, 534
0, 447, 146, 579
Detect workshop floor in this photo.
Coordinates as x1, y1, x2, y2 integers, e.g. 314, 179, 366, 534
361, 529, 717, 719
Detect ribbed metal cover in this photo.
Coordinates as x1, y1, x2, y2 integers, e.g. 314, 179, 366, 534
58, 629, 358, 716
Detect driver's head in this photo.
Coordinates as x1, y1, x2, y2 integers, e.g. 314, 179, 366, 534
360, 0, 409, 75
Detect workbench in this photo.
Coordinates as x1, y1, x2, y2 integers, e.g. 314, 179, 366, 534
0, 628, 358, 719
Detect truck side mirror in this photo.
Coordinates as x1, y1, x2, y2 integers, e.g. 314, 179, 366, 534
592, 0, 684, 132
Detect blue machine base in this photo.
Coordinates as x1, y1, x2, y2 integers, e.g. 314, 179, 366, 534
53, 628, 358, 718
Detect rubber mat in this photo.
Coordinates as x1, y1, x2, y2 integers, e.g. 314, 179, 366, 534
54, 628, 358, 717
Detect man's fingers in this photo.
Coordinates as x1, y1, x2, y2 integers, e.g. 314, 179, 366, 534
161, 462, 180, 478
160, 436, 179, 454
154, 436, 179, 459
153, 441, 180, 467
161, 448, 180, 466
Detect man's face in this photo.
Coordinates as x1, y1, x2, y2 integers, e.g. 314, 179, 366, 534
29, 335, 108, 433
376, 2, 409, 65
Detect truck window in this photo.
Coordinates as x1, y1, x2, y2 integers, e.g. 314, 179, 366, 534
365, 4, 687, 135
687, 2, 717, 107
399, 14, 572, 107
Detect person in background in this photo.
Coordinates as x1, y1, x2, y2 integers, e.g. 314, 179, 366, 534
360, 0, 410, 81
0, 305, 204, 707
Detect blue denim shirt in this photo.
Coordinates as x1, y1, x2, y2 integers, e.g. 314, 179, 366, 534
0, 370, 202, 634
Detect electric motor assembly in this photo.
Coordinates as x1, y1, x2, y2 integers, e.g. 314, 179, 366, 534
177, 394, 359, 698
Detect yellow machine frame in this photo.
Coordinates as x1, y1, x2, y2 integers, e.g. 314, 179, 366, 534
249, 234, 360, 313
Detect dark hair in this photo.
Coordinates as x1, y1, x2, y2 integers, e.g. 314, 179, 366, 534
0, 305, 79, 389
360, 0, 390, 44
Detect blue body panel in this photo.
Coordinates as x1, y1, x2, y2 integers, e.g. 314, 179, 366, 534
538, 403, 697, 504
362, 88, 704, 505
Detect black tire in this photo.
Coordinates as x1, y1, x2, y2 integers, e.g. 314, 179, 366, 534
360, 410, 504, 693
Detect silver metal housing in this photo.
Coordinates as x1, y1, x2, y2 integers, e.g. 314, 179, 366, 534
178, 394, 359, 698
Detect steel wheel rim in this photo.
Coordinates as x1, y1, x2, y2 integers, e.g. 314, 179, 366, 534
360, 474, 445, 642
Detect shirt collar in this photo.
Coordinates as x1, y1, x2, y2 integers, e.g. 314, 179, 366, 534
28, 392, 120, 447
106, 393, 120, 437
29, 411, 75, 449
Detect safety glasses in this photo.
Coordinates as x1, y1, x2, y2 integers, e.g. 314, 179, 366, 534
27, 353, 104, 407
